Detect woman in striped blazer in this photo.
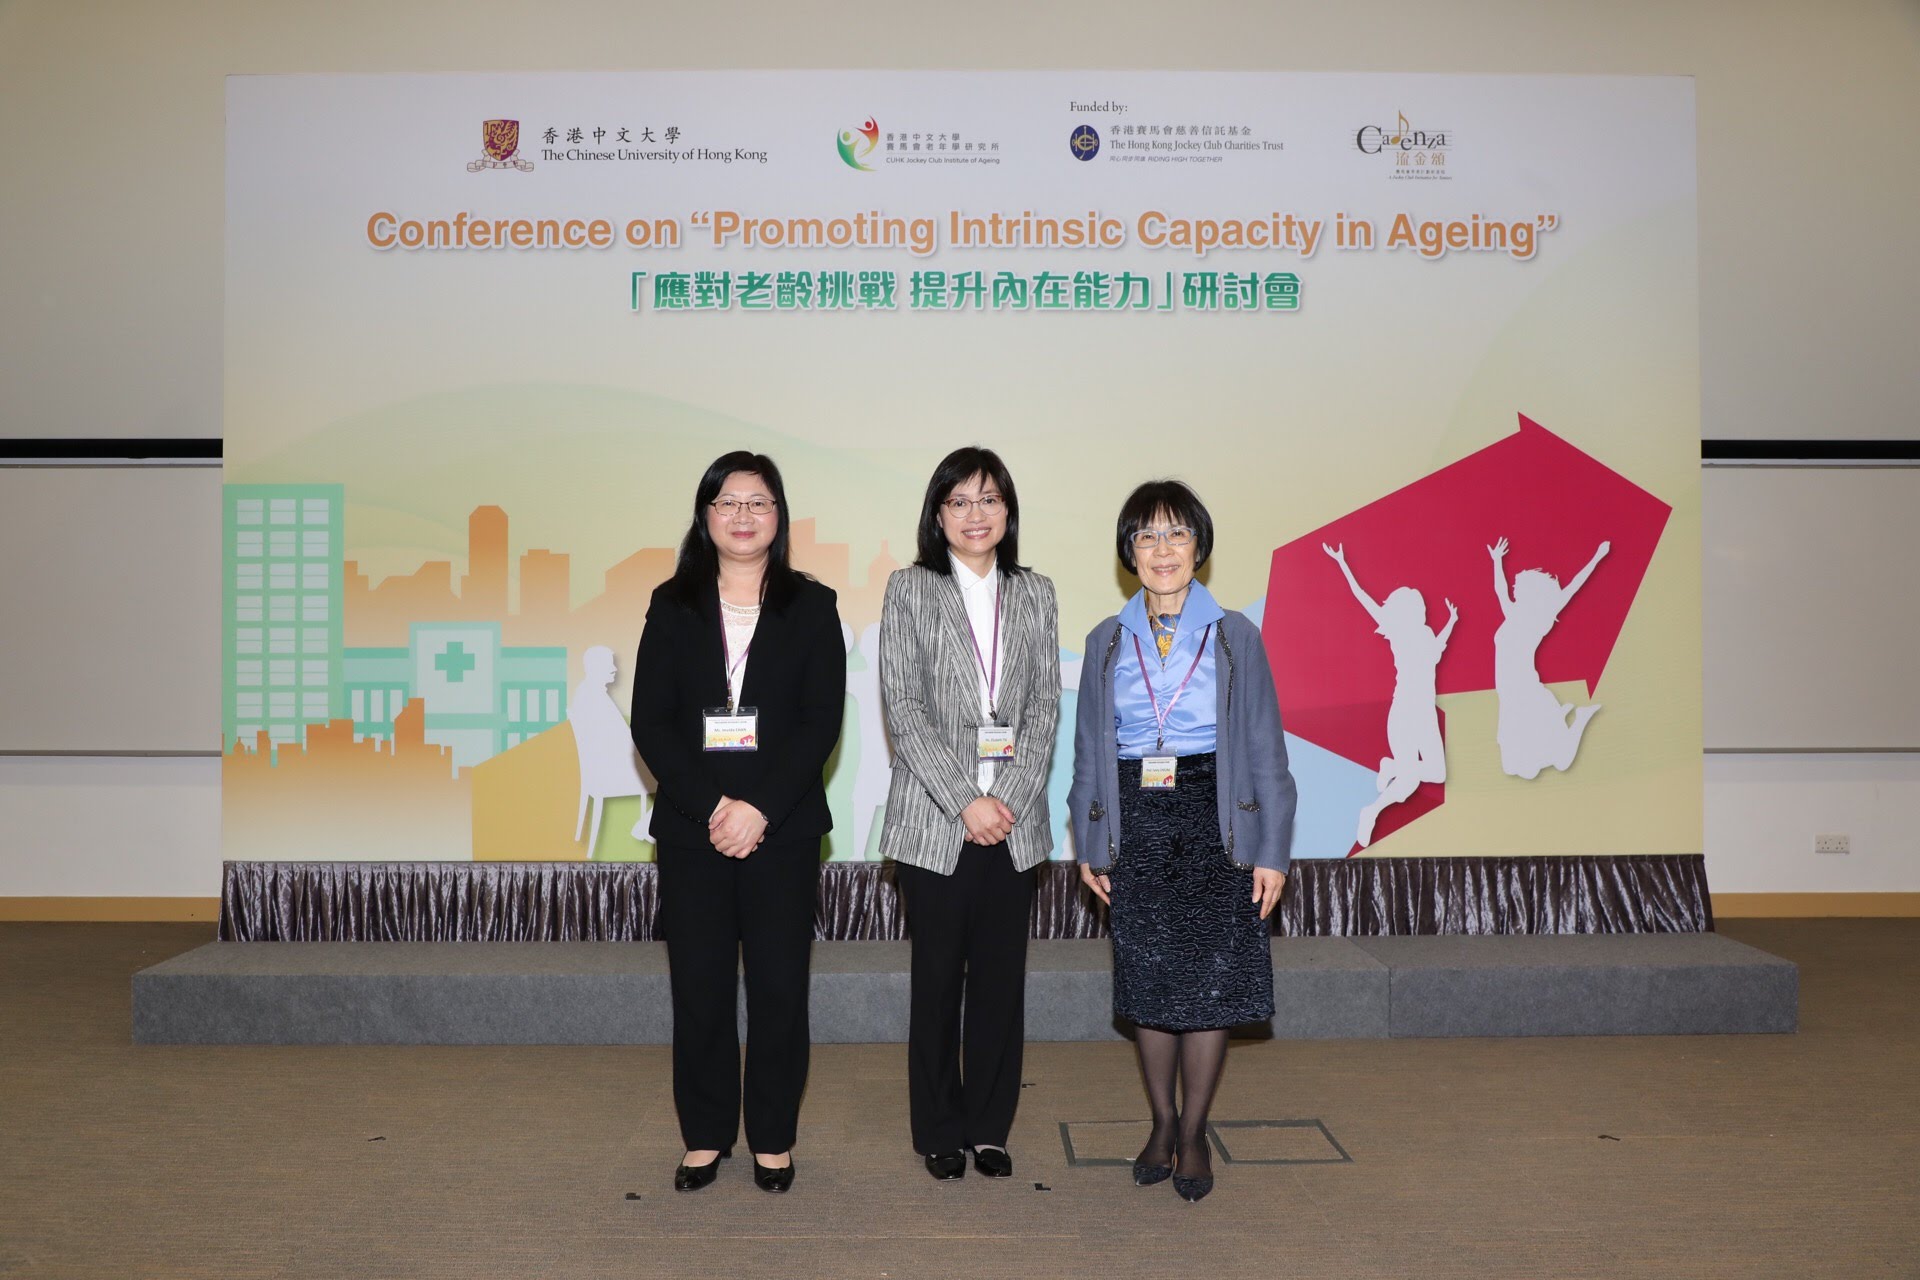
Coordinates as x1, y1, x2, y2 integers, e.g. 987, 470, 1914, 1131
878, 446, 1061, 1181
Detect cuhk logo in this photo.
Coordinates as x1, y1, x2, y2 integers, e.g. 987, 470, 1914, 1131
838, 117, 879, 171
468, 119, 534, 172
1070, 124, 1100, 161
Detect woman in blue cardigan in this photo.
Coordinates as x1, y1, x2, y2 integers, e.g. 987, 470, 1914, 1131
1068, 480, 1298, 1202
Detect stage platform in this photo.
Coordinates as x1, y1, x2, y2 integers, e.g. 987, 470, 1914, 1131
133, 934, 1796, 1045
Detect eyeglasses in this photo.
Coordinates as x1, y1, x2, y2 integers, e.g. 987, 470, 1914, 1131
942, 495, 1006, 517
710, 497, 777, 517
1131, 526, 1195, 550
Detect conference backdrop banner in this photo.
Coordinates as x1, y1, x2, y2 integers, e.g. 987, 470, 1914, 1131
222, 72, 1700, 865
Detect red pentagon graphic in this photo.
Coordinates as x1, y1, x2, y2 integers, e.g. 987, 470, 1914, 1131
1261, 414, 1673, 851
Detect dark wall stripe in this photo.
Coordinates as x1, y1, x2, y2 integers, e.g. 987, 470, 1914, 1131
1702, 439, 1920, 462
3, 438, 1915, 463
0, 438, 222, 460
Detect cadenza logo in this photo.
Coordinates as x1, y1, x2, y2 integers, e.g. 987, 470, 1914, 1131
1355, 111, 1450, 156
468, 119, 535, 172
837, 117, 879, 171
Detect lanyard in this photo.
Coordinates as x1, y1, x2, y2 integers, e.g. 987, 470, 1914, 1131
720, 612, 751, 713
1132, 624, 1210, 752
963, 580, 1003, 720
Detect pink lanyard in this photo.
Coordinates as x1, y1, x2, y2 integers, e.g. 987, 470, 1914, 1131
963, 581, 1003, 721
1132, 624, 1210, 753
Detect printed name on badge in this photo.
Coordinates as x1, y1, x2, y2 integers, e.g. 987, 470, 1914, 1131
704, 708, 759, 752
1140, 756, 1178, 789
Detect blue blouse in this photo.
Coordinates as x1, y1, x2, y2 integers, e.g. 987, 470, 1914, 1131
1113, 581, 1223, 758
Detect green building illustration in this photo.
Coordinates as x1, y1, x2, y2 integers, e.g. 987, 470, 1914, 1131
223, 484, 345, 750
344, 623, 568, 768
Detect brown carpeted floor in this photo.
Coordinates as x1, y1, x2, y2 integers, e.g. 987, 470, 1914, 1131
1, 920, 1915, 1279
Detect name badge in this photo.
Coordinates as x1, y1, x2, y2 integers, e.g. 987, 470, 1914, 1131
703, 707, 759, 752
976, 724, 1016, 761
1139, 756, 1178, 790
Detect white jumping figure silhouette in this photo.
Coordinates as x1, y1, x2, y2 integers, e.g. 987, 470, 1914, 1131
1488, 537, 1610, 780
1324, 543, 1456, 849
568, 644, 654, 858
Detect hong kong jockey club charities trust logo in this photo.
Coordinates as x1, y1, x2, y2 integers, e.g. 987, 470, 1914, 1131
837, 118, 879, 171
467, 119, 535, 172
1070, 125, 1100, 161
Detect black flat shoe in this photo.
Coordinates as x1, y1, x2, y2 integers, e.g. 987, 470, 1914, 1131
673, 1152, 728, 1192
1132, 1159, 1173, 1186
1172, 1172, 1214, 1202
971, 1147, 1013, 1178
752, 1157, 795, 1193
924, 1150, 967, 1180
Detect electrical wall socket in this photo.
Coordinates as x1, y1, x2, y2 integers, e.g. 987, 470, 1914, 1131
1813, 833, 1851, 856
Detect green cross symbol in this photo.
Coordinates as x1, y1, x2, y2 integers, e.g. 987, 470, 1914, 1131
435, 641, 477, 682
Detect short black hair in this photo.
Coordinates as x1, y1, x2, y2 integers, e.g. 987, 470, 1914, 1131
667, 450, 810, 611
1115, 479, 1214, 573
913, 446, 1025, 576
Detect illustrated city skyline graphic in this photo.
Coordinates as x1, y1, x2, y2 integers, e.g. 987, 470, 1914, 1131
224, 414, 1670, 862
222, 485, 906, 861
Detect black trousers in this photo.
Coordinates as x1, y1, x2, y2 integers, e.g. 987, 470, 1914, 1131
657, 837, 820, 1155
894, 843, 1038, 1154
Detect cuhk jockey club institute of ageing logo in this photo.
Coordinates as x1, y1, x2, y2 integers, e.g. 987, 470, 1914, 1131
837, 117, 879, 171
468, 119, 535, 172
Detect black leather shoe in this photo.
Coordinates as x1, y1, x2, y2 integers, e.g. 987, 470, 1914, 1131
673, 1153, 728, 1192
972, 1147, 1013, 1178
752, 1157, 795, 1193
924, 1150, 967, 1180
1132, 1158, 1173, 1186
1172, 1172, 1214, 1202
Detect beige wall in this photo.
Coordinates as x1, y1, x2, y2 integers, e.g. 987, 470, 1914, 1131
2, 0, 1918, 441
3, 2, 1918, 904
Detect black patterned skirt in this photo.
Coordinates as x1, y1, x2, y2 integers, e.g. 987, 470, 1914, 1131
1110, 752, 1274, 1032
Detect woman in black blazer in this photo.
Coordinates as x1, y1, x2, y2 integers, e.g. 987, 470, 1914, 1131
629, 450, 845, 1195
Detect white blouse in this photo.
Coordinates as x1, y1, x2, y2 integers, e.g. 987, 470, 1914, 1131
950, 552, 999, 790
720, 595, 760, 710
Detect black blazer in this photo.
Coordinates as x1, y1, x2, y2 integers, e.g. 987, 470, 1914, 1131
629, 575, 845, 848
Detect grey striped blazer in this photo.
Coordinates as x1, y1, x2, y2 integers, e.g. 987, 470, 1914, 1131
877, 563, 1061, 874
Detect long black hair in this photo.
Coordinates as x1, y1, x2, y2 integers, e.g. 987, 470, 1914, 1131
912, 445, 1025, 576
667, 450, 809, 611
